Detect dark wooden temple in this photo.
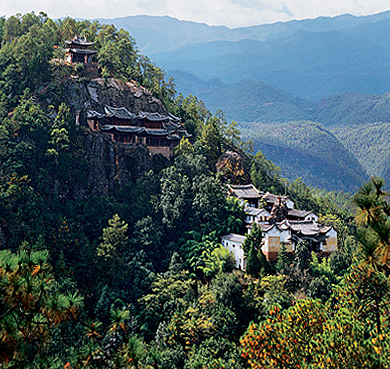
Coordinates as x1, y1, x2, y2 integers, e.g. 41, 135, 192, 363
87, 106, 191, 157
65, 35, 98, 64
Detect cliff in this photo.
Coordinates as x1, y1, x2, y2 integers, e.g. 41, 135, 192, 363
61, 78, 171, 196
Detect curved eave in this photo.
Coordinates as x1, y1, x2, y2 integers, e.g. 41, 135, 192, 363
65, 40, 95, 46
67, 48, 98, 55
101, 125, 145, 134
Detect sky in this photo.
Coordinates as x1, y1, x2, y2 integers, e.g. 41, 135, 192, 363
1, 0, 390, 28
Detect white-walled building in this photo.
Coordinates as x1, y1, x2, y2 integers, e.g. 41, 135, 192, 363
222, 184, 338, 267
245, 206, 271, 224
221, 234, 247, 270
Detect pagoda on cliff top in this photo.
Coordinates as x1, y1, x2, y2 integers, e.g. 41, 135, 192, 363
65, 35, 98, 64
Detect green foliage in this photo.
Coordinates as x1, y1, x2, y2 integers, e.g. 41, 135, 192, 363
200, 116, 223, 166
275, 242, 290, 273
331, 122, 390, 185
250, 151, 285, 195
174, 94, 209, 137
0, 11, 380, 369
97, 214, 129, 260
139, 270, 194, 333
353, 177, 390, 271
0, 247, 82, 367
245, 247, 264, 278
96, 25, 139, 81
295, 240, 311, 271
242, 223, 263, 256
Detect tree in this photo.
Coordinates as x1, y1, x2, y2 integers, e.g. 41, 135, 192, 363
353, 177, 390, 272
242, 223, 269, 277
0, 247, 82, 368
241, 300, 327, 368
250, 151, 285, 194
96, 25, 138, 81
295, 240, 310, 271
276, 242, 289, 273
200, 117, 223, 166
97, 214, 128, 259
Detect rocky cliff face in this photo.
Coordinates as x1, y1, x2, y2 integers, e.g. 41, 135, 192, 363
63, 78, 170, 196
64, 78, 167, 118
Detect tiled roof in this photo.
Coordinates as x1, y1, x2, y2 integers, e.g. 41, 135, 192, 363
65, 48, 98, 55
228, 184, 263, 199
288, 209, 313, 218
101, 125, 144, 134
65, 35, 95, 46
87, 110, 105, 119
138, 111, 169, 122
262, 192, 288, 204
245, 207, 270, 217
289, 221, 331, 236
145, 128, 175, 136
104, 106, 137, 120
221, 233, 246, 243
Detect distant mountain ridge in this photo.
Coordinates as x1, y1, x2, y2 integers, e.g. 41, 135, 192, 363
97, 11, 390, 100
170, 71, 390, 126
98, 11, 390, 54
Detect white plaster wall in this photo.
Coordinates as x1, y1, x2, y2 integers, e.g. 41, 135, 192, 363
221, 239, 246, 270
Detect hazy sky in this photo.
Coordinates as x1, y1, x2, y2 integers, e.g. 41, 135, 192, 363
2, 0, 390, 27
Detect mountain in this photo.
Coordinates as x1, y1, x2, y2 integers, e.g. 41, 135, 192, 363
329, 122, 390, 183
171, 71, 312, 122
98, 11, 390, 54
171, 71, 390, 126
313, 92, 390, 126
95, 12, 390, 191
239, 121, 368, 192
100, 11, 390, 100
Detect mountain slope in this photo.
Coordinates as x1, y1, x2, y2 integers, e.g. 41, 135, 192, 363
171, 71, 390, 126
330, 123, 390, 182
171, 71, 312, 122
314, 92, 390, 126
151, 29, 389, 100
239, 121, 368, 191
99, 11, 390, 54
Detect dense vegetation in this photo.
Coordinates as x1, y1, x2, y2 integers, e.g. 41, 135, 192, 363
330, 122, 390, 182
239, 121, 368, 191
0, 11, 390, 369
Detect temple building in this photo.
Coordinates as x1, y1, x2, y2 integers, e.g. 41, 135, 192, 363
65, 35, 98, 64
86, 105, 191, 157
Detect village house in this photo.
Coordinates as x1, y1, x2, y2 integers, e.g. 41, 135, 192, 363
222, 184, 337, 267
220, 234, 247, 270
227, 184, 264, 208
245, 206, 271, 224
86, 105, 191, 158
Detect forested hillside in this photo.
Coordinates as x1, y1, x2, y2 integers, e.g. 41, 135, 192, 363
239, 121, 368, 191
0, 12, 390, 369
330, 123, 390, 181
